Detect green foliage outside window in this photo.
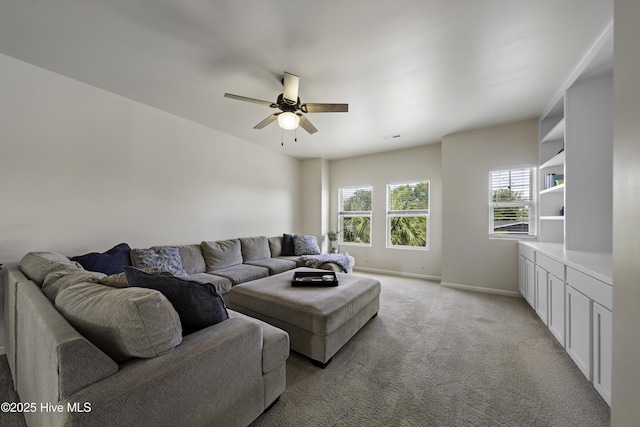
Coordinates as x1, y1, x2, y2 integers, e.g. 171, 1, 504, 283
341, 216, 371, 244
388, 182, 429, 248
340, 187, 372, 245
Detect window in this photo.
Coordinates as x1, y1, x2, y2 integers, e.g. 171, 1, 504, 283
489, 167, 536, 238
386, 180, 429, 250
338, 185, 372, 246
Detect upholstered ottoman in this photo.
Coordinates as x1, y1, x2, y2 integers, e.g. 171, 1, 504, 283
227, 267, 380, 367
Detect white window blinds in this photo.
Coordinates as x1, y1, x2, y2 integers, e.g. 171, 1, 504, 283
489, 167, 536, 237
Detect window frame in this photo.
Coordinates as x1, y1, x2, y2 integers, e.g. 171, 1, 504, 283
338, 184, 373, 247
488, 166, 537, 239
385, 180, 430, 251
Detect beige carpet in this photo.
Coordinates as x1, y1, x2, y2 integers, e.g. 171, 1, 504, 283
251, 272, 610, 427
0, 272, 610, 427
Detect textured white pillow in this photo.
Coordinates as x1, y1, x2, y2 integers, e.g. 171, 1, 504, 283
293, 234, 321, 255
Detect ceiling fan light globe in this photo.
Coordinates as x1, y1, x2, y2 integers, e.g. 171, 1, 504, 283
277, 112, 299, 130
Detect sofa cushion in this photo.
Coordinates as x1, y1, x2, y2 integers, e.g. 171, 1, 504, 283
245, 258, 299, 275
42, 269, 106, 302
130, 246, 189, 279
70, 243, 132, 275
176, 244, 207, 275
281, 234, 295, 256
187, 273, 234, 295
124, 267, 229, 335
99, 273, 130, 288
268, 236, 283, 257
228, 310, 290, 374
293, 234, 321, 255
240, 236, 271, 261
201, 239, 243, 271
55, 282, 182, 363
209, 264, 270, 285
20, 252, 83, 286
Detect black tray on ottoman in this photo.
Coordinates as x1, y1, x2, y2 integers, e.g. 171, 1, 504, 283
291, 271, 338, 287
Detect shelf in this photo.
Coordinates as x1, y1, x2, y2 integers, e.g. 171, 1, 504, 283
540, 183, 565, 195
540, 216, 565, 221
540, 151, 565, 169
541, 118, 565, 143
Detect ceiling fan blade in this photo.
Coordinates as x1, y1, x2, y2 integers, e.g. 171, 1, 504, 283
301, 103, 349, 113
297, 114, 318, 134
253, 113, 280, 129
282, 72, 299, 105
224, 93, 276, 108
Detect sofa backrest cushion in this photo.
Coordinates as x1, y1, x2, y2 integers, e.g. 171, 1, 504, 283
293, 234, 321, 255
55, 282, 182, 363
268, 236, 283, 257
240, 236, 271, 261
20, 252, 83, 286
175, 244, 207, 275
201, 239, 242, 271
70, 243, 132, 275
130, 246, 189, 278
124, 267, 229, 335
42, 269, 106, 302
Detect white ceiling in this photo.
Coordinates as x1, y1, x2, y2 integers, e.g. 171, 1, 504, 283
0, 0, 612, 159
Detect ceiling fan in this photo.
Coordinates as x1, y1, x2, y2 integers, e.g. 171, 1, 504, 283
224, 72, 348, 134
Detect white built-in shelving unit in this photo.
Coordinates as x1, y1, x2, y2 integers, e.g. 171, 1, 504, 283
519, 21, 613, 406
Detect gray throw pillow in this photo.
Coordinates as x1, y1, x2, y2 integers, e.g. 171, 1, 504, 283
55, 282, 182, 363
42, 269, 106, 302
124, 267, 229, 335
201, 239, 243, 271
240, 236, 271, 261
130, 246, 189, 279
293, 234, 321, 255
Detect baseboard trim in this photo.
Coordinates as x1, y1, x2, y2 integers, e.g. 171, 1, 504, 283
353, 267, 441, 282
440, 282, 521, 297
0, 345, 5, 356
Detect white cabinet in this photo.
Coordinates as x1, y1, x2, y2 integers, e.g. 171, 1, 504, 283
565, 285, 592, 379
518, 245, 535, 308
519, 242, 612, 405
548, 273, 565, 346
534, 254, 565, 335
565, 266, 612, 404
535, 265, 549, 325
592, 302, 612, 405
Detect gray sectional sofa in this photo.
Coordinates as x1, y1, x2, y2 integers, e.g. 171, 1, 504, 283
3, 235, 353, 427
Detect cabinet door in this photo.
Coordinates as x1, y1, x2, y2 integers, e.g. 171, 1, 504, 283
565, 285, 592, 379
592, 303, 612, 405
535, 266, 549, 325
519, 255, 527, 297
548, 274, 565, 347
525, 259, 535, 308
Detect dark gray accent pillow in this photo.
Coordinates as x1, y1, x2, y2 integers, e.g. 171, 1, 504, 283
124, 267, 229, 335
281, 233, 295, 256
70, 243, 132, 275
293, 234, 321, 255
130, 246, 189, 279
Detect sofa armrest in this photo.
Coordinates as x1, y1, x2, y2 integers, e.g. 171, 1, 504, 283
62, 317, 266, 427
15, 280, 119, 400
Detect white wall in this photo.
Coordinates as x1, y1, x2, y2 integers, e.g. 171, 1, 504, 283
329, 144, 442, 279
612, 0, 640, 423
0, 53, 301, 264
441, 119, 538, 294
300, 158, 331, 251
